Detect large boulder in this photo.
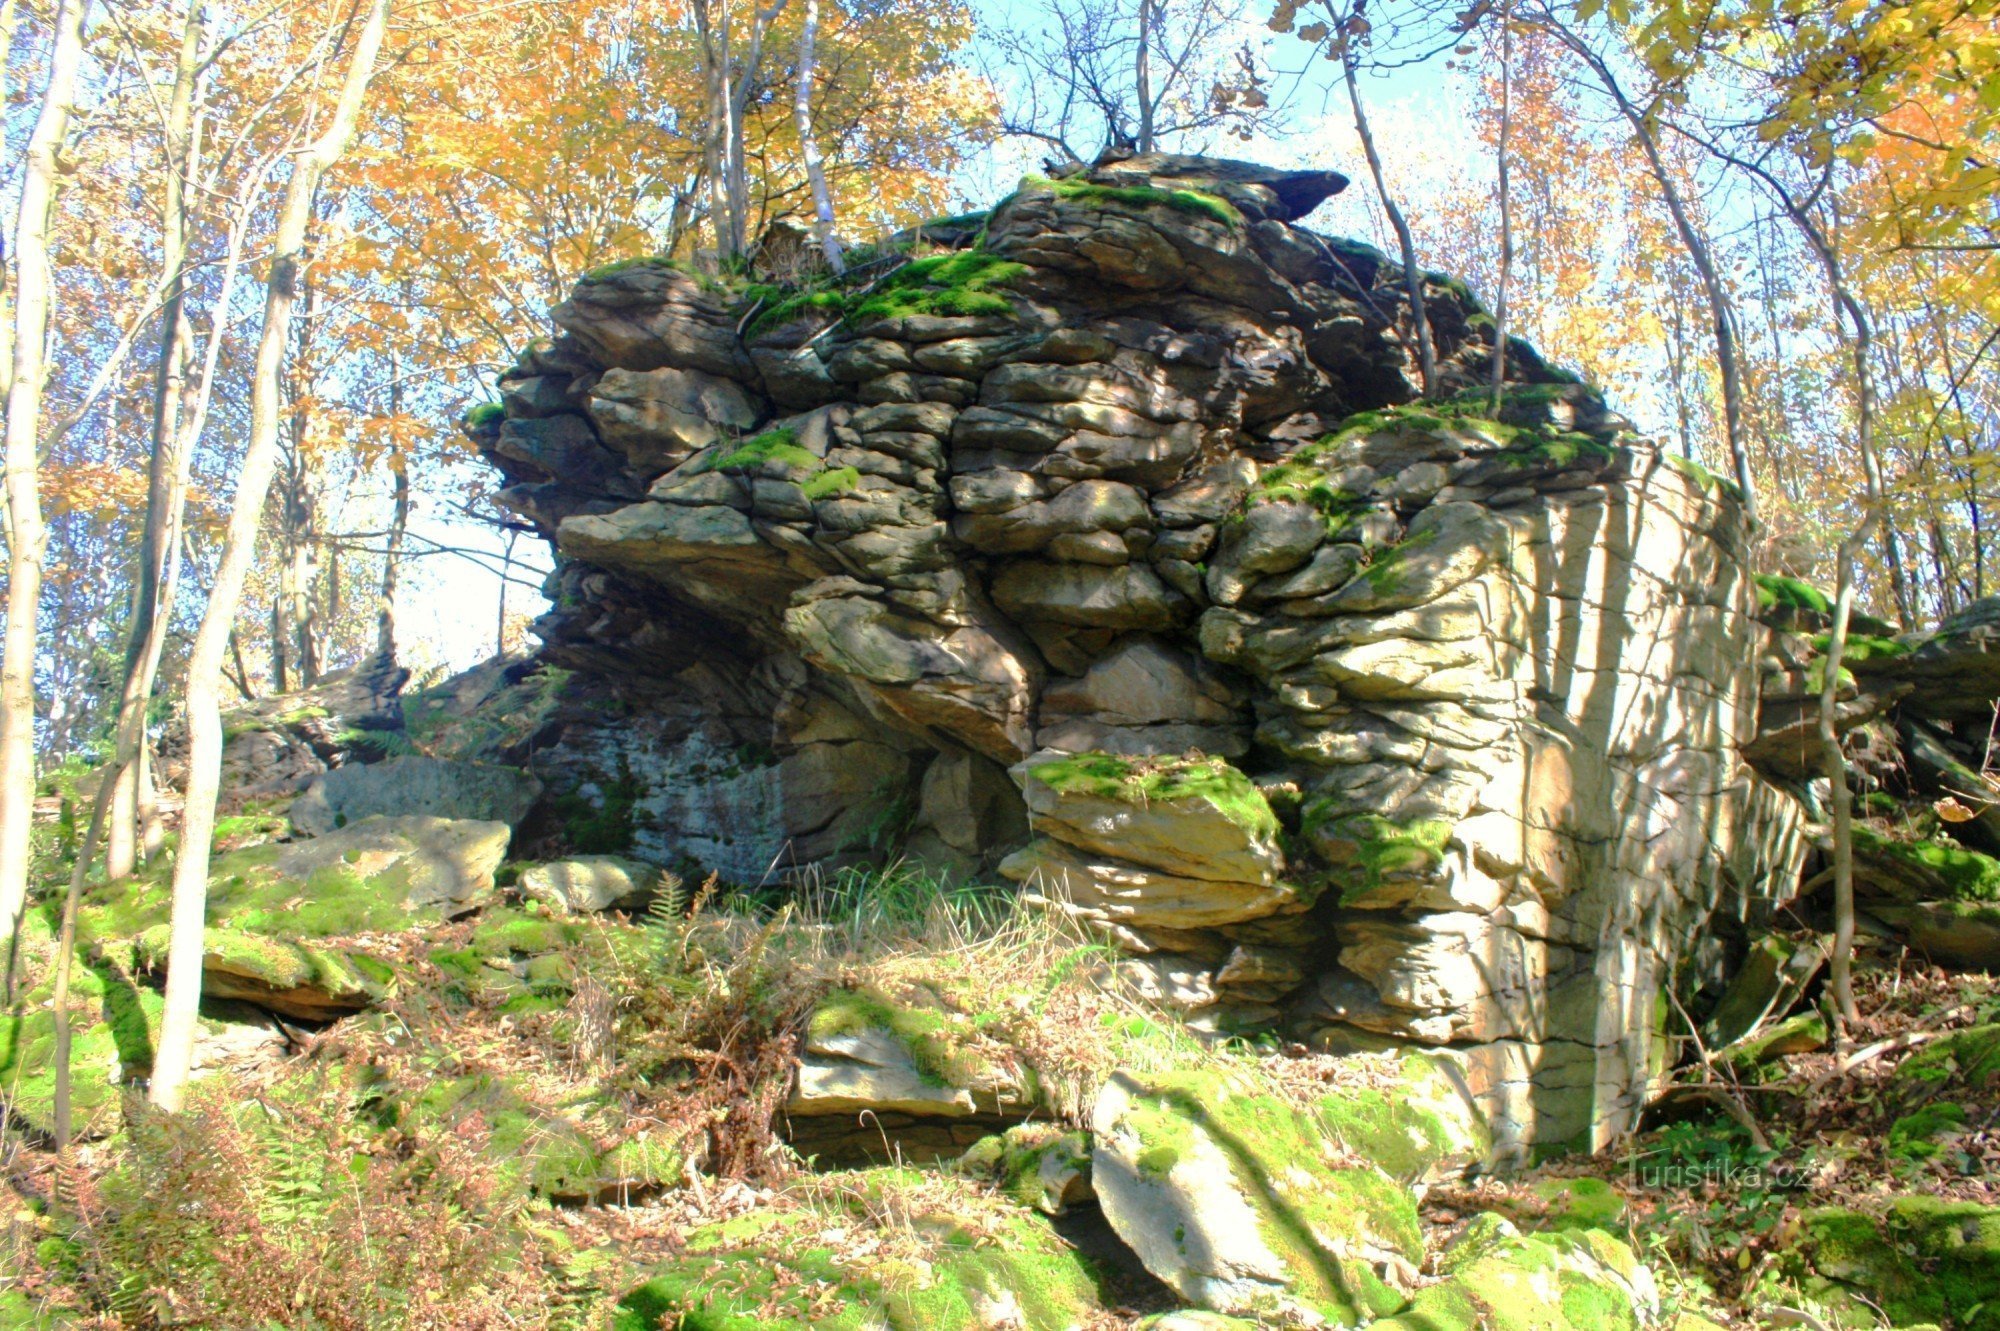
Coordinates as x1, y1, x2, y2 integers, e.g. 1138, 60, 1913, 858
290, 756, 543, 836
469, 149, 1822, 1154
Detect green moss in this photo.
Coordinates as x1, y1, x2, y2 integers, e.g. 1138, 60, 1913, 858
1896, 1022, 2000, 1093
615, 1177, 1104, 1331
1042, 176, 1242, 227
849, 249, 1028, 326
1889, 1101, 1967, 1160
1116, 1070, 1424, 1325
708, 426, 819, 476
801, 465, 861, 500
1852, 826, 2000, 901
807, 987, 990, 1089
1309, 1054, 1489, 1181
1812, 631, 1912, 662
464, 401, 505, 430
1531, 1177, 1627, 1231
0, 953, 162, 1138
1304, 812, 1452, 903
1776, 1200, 2000, 1329
1754, 572, 1834, 616
1026, 752, 1278, 839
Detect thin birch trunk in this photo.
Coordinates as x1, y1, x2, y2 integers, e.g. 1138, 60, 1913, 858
0, 0, 90, 1002
151, 0, 392, 1111
1341, 47, 1436, 398
107, 0, 206, 883
1135, 0, 1155, 152
793, 0, 844, 273
1487, 1, 1514, 410
1544, 17, 1757, 521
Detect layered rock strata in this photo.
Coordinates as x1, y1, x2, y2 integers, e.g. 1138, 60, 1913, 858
472, 152, 1808, 1152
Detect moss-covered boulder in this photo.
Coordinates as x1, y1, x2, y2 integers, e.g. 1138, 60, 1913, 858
79, 814, 511, 949
611, 1171, 1107, 1330
1892, 1021, 2000, 1102
132, 925, 391, 1021
0, 960, 160, 1139
1767, 1198, 2000, 1329
786, 986, 1039, 1164
1090, 1067, 1423, 1325
1370, 1214, 1658, 1331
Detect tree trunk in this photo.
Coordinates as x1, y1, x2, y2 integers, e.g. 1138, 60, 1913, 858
1135, 0, 1155, 152
793, 0, 844, 273
151, 0, 392, 1112
105, 0, 206, 886
0, 0, 90, 1002
377, 452, 408, 658
1341, 48, 1437, 398
1543, 18, 1758, 522
1487, 0, 1514, 409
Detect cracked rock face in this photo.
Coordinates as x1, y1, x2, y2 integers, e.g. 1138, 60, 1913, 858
474, 152, 1806, 1153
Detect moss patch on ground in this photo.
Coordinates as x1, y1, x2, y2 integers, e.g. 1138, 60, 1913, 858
1027, 752, 1279, 839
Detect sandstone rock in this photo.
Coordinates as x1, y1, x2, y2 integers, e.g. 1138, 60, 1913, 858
785, 988, 1036, 1163
270, 815, 511, 919
1014, 752, 1283, 884
290, 756, 542, 837
1091, 1067, 1424, 1324
472, 151, 1817, 1158
1001, 836, 1298, 929
516, 856, 657, 913
586, 365, 761, 472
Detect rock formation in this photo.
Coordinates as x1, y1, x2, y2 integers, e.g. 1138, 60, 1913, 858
464, 151, 1931, 1156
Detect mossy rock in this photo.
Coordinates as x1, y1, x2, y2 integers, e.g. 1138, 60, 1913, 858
76, 815, 511, 951
1025, 753, 1278, 840
132, 924, 392, 1021
1851, 826, 2000, 904
613, 1172, 1106, 1330
1371, 1215, 1657, 1330
1770, 1199, 2000, 1330
1893, 1022, 2000, 1099
959, 1123, 1093, 1215
1091, 1067, 1423, 1325
1526, 1177, 1628, 1232
1308, 1052, 1490, 1182
1303, 812, 1453, 907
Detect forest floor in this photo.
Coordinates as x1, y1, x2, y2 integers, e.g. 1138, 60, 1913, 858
2, 844, 1995, 1329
